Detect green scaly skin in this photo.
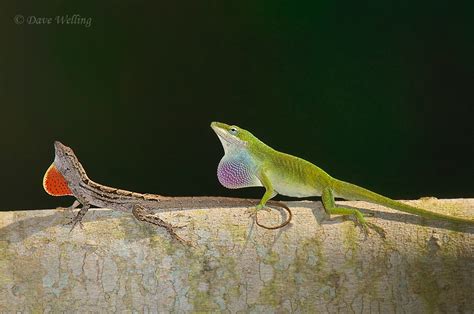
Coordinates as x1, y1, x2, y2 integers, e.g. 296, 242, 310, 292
211, 121, 474, 230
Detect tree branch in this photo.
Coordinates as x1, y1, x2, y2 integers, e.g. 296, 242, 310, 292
1, 198, 473, 312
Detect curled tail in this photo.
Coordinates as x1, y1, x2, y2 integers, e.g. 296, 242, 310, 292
331, 179, 474, 225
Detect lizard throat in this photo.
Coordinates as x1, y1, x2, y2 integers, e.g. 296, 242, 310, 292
217, 157, 258, 189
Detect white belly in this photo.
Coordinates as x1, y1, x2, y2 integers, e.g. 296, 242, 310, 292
268, 173, 319, 198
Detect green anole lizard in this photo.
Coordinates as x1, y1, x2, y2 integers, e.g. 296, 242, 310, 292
43, 141, 291, 244
211, 122, 474, 231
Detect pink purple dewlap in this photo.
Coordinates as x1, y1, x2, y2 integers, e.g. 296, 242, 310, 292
217, 159, 254, 189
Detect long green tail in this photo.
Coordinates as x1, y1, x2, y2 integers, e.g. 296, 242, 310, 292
332, 179, 474, 225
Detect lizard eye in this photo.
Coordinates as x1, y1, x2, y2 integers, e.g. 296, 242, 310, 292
229, 127, 238, 135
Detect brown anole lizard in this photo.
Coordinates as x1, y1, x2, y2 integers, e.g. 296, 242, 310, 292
43, 141, 292, 244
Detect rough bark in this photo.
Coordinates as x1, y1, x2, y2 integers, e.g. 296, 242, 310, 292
1, 198, 473, 313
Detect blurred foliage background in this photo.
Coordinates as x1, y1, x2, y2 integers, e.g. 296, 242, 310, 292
0, 1, 473, 210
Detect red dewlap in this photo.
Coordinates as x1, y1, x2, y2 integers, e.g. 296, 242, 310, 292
43, 164, 73, 196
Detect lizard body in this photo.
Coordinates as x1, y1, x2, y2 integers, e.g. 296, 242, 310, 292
211, 122, 474, 229
43, 141, 291, 243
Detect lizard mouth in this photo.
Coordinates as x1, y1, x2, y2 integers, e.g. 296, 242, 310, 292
54, 141, 67, 151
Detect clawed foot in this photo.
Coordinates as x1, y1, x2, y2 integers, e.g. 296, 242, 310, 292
173, 224, 188, 230
132, 205, 194, 246
167, 227, 194, 247
65, 217, 84, 232
339, 211, 386, 239
246, 202, 293, 230
245, 204, 271, 218
64, 205, 90, 232
364, 222, 386, 238
157, 220, 194, 247
356, 220, 386, 239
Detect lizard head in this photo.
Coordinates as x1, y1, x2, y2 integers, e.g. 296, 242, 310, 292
210, 122, 258, 153
53, 141, 88, 179
43, 141, 90, 196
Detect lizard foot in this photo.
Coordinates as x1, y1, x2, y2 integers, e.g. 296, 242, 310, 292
350, 218, 386, 239
132, 205, 194, 247
246, 202, 293, 230
245, 204, 271, 218
164, 226, 194, 247
65, 218, 84, 232
171, 223, 188, 230
364, 221, 386, 239
65, 205, 90, 232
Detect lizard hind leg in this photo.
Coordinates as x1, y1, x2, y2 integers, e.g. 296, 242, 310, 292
322, 187, 382, 236
132, 205, 192, 246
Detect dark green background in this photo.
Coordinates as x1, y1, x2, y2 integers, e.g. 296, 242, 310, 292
1, 1, 473, 210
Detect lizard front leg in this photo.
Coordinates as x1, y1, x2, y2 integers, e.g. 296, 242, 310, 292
245, 169, 295, 230
65, 199, 91, 232
69, 200, 81, 209
245, 169, 276, 217
56, 200, 80, 211
132, 204, 191, 245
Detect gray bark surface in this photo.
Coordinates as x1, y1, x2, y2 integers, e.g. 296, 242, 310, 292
1, 198, 473, 313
